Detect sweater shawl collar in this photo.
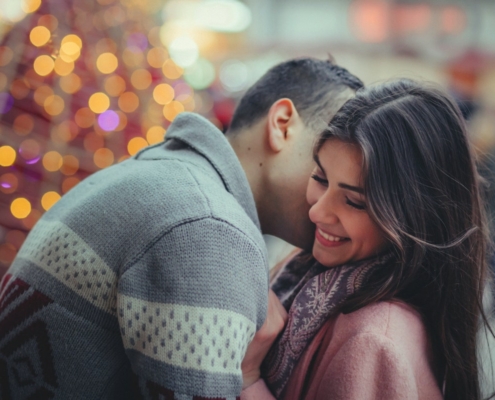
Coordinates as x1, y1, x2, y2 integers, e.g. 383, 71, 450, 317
165, 112, 261, 231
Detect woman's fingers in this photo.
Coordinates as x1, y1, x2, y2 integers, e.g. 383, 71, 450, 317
241, 290, 288, 389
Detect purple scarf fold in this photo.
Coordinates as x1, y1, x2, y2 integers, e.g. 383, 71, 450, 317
262, 253, 393, 398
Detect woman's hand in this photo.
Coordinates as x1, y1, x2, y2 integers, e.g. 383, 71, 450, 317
241, 289, 288, 389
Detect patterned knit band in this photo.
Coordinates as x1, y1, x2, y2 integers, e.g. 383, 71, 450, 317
262, 253, 393, 397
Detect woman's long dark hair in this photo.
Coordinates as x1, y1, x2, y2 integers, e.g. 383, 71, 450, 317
317, 79, 492, 400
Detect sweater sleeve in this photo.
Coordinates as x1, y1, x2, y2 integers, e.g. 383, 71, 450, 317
116, 217, 269, 399
313, 332, 419, 400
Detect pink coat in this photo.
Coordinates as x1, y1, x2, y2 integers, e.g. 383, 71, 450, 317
242, 301, 443, 400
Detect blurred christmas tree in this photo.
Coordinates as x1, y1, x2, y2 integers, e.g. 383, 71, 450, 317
0, 0, 229, 275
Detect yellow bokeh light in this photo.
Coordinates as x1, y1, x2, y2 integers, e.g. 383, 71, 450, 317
104, 75, 126, 97
62, 34, 83, 49
30, 26, 51, 47
127, 137, 148, 156
75, 107, 96, 128
89, 92, 110, 114
147, 47, 168, 68
146, 126, 166, 145
60, 40, 82, 63
94, 148, 114, 169
44, 95, 65, 116
42, 151, 63, 172
61, 155, 79, 175
21, 0, 42, 14
41, 191, 61, 211
59, 73, 81, 94
0, 146, 16, 167
33, 55, 55, 76
11, 198, 32, 219
54, 57, 74, 76
131, 69, 152, 90
96, 53, 118, 74
118, 92, 139, 113
153, 83, 174, 105
34, 85, 54, 105
163, 101, 185, 122
162, 59, 183, 80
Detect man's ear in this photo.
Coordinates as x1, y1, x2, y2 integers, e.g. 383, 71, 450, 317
266, 98, 299, 153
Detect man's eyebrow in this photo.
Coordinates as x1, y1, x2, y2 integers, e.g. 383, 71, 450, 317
314, 152, 364, 194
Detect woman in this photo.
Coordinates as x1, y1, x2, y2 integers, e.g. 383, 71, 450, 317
241, 79, 493, 399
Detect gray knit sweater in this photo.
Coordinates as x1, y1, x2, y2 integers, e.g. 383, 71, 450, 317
0, 113, 269, 399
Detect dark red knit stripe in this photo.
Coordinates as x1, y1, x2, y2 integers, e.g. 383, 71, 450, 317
0, 276, 30, 314
0, 286, 53, 342
0, 273, 12, 293
146, 380, 175, 400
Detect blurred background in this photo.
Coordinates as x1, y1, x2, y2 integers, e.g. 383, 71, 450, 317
1, 0, 495, 275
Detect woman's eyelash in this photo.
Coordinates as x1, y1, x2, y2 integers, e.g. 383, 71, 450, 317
311, 174, 328, 185
346, 197, 366, 210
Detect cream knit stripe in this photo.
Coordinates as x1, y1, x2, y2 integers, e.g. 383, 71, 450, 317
16, 220, 118, 315
118, 294, 256, 374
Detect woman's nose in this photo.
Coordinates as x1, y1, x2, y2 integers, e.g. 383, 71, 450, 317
308, 194, 339, 226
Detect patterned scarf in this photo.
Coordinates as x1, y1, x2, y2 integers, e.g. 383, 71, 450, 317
262, 252, 393, 398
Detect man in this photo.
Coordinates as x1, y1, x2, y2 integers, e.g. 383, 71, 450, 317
0, 58, 362, 399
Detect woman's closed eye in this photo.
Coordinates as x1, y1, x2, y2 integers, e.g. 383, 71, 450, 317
311, 173, 328, 186
345, 197, 366, 210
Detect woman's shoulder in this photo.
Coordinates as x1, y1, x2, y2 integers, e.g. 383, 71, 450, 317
332, 300, 429, 349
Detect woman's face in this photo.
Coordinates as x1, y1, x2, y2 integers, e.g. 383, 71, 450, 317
307, 139, 389, 268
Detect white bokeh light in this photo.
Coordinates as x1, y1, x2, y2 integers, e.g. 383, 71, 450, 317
220, 59, 249, 92
168, 36, 199, 68
195, 0, 252, 33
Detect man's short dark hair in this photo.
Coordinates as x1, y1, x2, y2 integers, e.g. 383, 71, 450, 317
227, 57, 364, 134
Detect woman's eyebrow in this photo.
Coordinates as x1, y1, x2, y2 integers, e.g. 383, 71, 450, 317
338, 183, 364, 194
315, 153, 364, 194
313, 153, 325, 174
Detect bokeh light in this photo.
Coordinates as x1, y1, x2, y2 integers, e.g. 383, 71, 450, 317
0, 173, 18, 194
98, 110, 120, 131
0, 146, 16, 167
89, 92, 110, 113
104, 75, 126, 97
59, 73, 82, 94
93, 148, 114, 168
33, 55, 55, 76
131, 69, 152, 90
146, 126, 166, 144
163, 100, 185, 121
41, 191, 61, 211
30, 25, 51, 47
153, 83, 174, 105
127, 137, 148, 155
97, 52, 119, 74
11, 198, 32, 219
13, 114, 34, 136
118, 92, 139, 113
42, 151, 63, 171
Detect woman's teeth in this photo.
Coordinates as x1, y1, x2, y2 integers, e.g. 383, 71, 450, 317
318, 229, 347, 242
